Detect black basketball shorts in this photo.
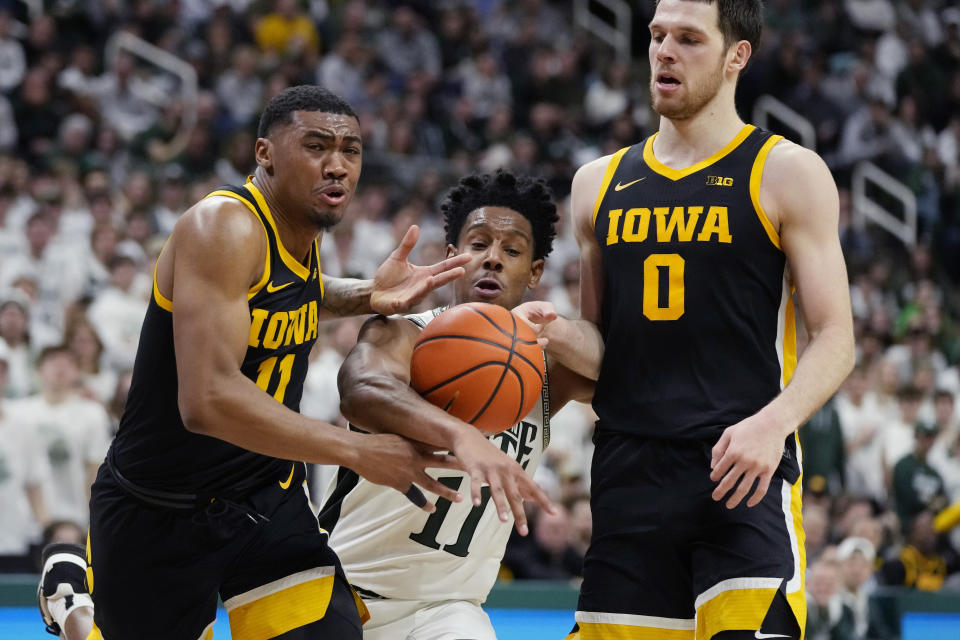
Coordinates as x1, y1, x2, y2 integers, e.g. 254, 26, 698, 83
567, 431, 806, 640
86, 461, 367, 640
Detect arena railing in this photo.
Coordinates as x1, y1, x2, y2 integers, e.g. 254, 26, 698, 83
752, 94, 817, 151
852, 161, 918, 248
104, 31, 198, 162
573, 0, 632, 63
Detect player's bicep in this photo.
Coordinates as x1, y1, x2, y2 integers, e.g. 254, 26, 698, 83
340, 315, 420, 388
170, 202, 264, 417
769, 147, 852, 335
546, 358, 595, 415
571, 159, 607, 325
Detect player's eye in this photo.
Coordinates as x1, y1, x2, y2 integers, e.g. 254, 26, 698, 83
471, 242, 487, 250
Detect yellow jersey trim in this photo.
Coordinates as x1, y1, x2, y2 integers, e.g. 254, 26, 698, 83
85, 624, 103, 640
152, 262, 173, 312
571, 623, 693, 639
315, 238, 324, 300
592, 146, 631, 226
243, 181, 312, 281
227, 574, 334, 640
695, 586, 778, 640
785, 448, 807, 637
204, 189, 272, 299
643, 124, 755, 181
749, 135, 784, 250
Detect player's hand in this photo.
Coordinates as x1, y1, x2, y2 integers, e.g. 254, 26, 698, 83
709, 414, 786, 509
370, 225, 470, 314
451, 428, 555, 536
513, 300, 557, 348
352, 433, 465, 512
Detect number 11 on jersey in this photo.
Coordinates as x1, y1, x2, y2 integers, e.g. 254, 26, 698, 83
410, 476, 493, 557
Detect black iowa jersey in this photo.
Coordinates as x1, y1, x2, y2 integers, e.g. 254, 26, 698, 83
108, 181, 324, 497
592, 125, 797, 447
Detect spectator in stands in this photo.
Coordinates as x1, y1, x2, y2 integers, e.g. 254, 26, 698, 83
375, 5, 441, 91
836, 536, 877, 639
800, 398, 847, 496
64, 319, 114, 404
503, 504, 582, 580
8, 345, 109, 528
0, 339, 50, 562
0, 9, 26, 94
838, 365, 887, 501
892, 422, 947, 529
254, 0, 320, 60
882, 385, 923, 476
0, 293, 35, 398
805, 559, 857, 640
879, 510, 952, 591
86, 254, 148, 372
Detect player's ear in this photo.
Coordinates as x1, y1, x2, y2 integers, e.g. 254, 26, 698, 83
254, 137, 274, 175
527, 258, 545, 289
728, 39, 751, 75
445, 244, 459, 259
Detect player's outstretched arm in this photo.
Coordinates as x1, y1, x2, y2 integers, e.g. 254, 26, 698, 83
167, 199, 461, 510
710, 141, 855, 509
339, 314, 555, 535
527, 157, 609, 380
318, 225, 470, 320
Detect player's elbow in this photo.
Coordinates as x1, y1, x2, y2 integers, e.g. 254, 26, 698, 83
338, 372, 398, 427
178, 387, 220, 435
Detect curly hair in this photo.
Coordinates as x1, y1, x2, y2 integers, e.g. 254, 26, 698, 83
257, 85, 357, 138
441, 171, 559, 260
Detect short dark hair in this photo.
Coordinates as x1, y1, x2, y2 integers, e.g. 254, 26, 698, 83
441, 171, 559, 261
660, 0, 763, 51
38, 344, 76, 366
257, 85, 358, 138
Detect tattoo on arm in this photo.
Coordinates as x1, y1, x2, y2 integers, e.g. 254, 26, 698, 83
321, 276, 373, 317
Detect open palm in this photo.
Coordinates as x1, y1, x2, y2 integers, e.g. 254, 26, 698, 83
370, 225, 470, 315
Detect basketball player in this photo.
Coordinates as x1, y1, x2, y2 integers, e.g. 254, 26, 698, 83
519, 1, 855, 638
37, 86, 549, 640
319, 171, 593, 640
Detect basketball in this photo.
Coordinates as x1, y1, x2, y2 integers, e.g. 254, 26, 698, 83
410, 302, 545, 434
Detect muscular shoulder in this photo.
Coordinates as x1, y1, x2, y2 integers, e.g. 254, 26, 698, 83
571, 152, 622, 233
759, 139, 838, 231
357, 313, 422, 350
170, 195, 267, 282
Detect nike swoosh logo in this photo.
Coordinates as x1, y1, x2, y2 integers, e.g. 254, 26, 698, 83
278, 464, 296, 490
266, 281, 293, 293
755, 633, 791, 639
614, 177, 646, 191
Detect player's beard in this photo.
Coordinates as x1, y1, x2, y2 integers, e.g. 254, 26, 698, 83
308, 207, 341, 231
651, 54, 726, 121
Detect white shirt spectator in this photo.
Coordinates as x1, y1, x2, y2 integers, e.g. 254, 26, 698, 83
0, 23, 26, 93
0, 408, 51, 554
87, 285, 148, 372
836, 390, 888, 501
8, 394, 110, 527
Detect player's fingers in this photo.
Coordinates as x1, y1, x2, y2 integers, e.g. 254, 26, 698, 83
502, 478, 529, 536
518, 474, 555, 515
422, 452, 465, 473
428, 253, 471, 275
402, 484, 435, 512
746, 472, 773, 508
710, 431, 730, 472
469, 471, 486, 507
711, 463, 743, 502
725, 470, 757, 510
417, 473, 462, 504
487, 481, 513, 523
390, 225, 420, 261
391, 279, 433, 313
427, 266, 466, 289
709, 447, 736, 483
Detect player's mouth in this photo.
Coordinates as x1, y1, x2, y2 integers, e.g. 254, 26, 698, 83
473, 277, 503, 300
316, 184, 347, 206
655, 72, 682, 93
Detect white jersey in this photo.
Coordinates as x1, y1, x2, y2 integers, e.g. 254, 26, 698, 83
321, 308, 550, 603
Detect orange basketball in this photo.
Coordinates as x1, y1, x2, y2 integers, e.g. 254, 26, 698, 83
410, 302, 545, 434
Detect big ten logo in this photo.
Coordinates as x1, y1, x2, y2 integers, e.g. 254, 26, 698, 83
706, 175, 734, 186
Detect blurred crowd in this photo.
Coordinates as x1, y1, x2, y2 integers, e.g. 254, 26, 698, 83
0, 0, 959, 636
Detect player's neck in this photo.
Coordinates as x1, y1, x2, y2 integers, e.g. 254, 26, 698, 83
251, 171, 320, 265
653, 92, 745, 169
